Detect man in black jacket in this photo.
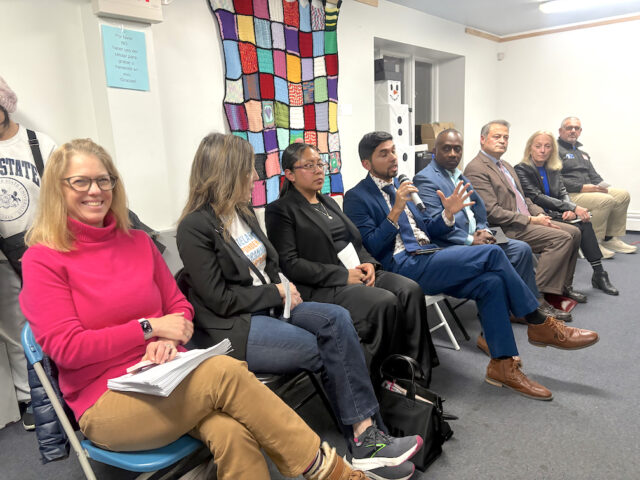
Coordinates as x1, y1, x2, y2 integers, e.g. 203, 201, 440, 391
557, 116, 635, 257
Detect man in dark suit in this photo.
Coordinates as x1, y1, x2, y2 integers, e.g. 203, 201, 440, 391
463, 120, 585, 303
343, 131, 599, 401
413, 128, 570, 321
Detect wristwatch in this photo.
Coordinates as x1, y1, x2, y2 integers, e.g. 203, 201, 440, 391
138, 318, 153, 340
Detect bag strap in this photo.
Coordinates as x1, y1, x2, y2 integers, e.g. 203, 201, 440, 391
380, 354, 423, 399
27, 129, 45, 176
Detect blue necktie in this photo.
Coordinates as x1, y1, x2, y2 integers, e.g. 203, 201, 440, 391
382, 184, 421, 253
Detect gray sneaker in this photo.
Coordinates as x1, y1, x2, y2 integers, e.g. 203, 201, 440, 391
349, 426, 422, 471
21, 403, 35, 431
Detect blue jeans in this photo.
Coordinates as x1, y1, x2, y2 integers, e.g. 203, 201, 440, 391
245, 302, 379, 428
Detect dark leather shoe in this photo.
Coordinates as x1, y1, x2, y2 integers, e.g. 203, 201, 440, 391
563, 286, 587, 303
485, 358, 552, 400
528, 317, 599, 350
537, 300, 572, 322
592, 271, 619, 295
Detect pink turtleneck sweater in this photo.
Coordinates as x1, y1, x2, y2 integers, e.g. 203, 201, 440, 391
19, 214, 194, 420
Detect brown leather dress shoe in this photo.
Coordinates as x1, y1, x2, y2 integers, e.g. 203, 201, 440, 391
485, 358, 552, 400
528, 317, 599, 350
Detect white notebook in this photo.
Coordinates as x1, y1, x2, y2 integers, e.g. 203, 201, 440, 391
108, 339, 233, 397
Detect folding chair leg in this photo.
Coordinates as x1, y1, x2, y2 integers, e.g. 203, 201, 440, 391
443, 298, 470, 341
430, 302, 461, 350
33, 363, 97, 480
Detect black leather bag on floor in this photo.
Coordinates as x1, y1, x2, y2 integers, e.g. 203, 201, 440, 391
378, 354, 453, 471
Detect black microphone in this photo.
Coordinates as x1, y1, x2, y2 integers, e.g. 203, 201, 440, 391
398, 174, 426, 211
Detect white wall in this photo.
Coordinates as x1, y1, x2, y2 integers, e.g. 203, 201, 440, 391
496, 19, 640, 223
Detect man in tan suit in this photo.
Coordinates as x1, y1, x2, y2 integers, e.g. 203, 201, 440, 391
464, 120, 587, 304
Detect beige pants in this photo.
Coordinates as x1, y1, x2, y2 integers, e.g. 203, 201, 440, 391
569, 188, 631, 241
79, 355, 320, 480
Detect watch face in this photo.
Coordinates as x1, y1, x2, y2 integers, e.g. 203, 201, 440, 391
141, 320, 152, 336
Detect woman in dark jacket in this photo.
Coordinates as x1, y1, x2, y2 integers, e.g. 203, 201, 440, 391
176, 133, 422, 479
515, 130, 618, 295
265, 143, 438, 381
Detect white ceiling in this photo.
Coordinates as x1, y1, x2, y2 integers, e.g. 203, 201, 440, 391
387, 0, 640, 37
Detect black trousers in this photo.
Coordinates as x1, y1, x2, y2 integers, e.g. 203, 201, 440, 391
304, 270, 439, 385
575, 221, 603, 263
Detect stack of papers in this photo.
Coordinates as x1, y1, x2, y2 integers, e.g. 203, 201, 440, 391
108, 339, 232, 397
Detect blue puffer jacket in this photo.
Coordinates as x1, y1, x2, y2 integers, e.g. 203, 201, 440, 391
27, 355, 75, 463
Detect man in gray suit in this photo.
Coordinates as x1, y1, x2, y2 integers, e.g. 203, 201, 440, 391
463, 120, 586, 304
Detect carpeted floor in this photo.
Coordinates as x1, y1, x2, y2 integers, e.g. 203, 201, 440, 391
1, 234, 638, 480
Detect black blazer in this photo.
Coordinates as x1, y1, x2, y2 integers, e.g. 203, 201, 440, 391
176, 205, 282, 360
514, 162, 576, 218
265, 187, 379, 300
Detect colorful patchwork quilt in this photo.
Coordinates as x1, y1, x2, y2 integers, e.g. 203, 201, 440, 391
209, 0, 343, 207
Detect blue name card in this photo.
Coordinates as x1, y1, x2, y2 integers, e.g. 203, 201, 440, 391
101, 25, 149, 91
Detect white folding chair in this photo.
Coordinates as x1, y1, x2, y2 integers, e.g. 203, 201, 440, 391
425, 294, 461, 350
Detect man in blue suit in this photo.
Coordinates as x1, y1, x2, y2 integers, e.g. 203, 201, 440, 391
413, 129, 570, 322
343, 131, 599, 401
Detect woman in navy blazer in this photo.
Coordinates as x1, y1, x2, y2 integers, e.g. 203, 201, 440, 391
265, 143, 438, 381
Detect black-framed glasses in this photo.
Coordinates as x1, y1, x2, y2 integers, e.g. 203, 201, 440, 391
63, 175, 117, 192
292, 162, 329, 174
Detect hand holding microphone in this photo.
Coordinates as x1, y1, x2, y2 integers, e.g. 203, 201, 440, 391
397, 174, 426, 212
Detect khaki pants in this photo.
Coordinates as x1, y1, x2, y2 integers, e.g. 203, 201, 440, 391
569, 188, 631, 241
79, 355, 319, 480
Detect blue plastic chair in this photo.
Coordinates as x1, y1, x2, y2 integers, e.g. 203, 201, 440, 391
21, 323, 204, 480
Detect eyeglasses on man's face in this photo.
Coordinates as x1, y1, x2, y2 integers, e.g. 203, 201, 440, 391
63, 175, 118, 192
292, 162, 329, 173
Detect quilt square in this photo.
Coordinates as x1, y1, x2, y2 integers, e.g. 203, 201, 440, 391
252, 179, 266, 207
225, 78, 244, 103
274, 76, 289, 104
248, 132, 266, 154
211, 0, 234, 13
312, 31, 324, 57
268, 0, 284, 22
223, 40, 242, 79
254, 153, 267, 178
315, 102, 328, 131
329, 151, 341, 172
286, 54, 301, 83
330, 173, 344, 193
303, 104, 316, 130
257, 48, 274, 74
264, 127, 278, 152
246, 100, 264, 132
302, 80, 314, 104
274, 101, 290, 128
262, 101, 275, 128
328, 132, 340, 152
225, 103, 248, 131
325, 54, 338, 76
243, 73, 260, 100
237, 15, 256, 43
327, 75, 338, 101
304, 131, 317, 146
301, 58, 314, 82
216, 10, 237, 40
271, 22, 285, 50
253, 0, 270, 19
266, 175, 281, 203
288, 83, 303, 106
317, 131, 328, 153
299, 0, 311, 32
325, 30, 338, 55
238, 42, 258, 74
313, 57, 326, 77
265, 151, 281, 177
273, 49, 287, 78
254, 18, 272, 48
233, 0, 252, 16
329, 101, 338, 132
299, 32, 313, 57
283, 0, 299, 27
290, 106, 304, 129
232, 131, 248, 140
284, 26, 299, 55
311, 1, 324, 30
314, 77, 328, 102
277, 128, 290, 150
321, 174, 330, 194
290, 129, 304, 143
259, 73, 275, 99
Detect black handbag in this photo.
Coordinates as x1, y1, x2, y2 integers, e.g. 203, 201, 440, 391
378, 354, 453, 471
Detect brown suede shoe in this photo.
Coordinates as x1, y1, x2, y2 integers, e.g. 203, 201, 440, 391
528, 317, 599, 350
485, 358, 553, 401
305, 442, 370, 480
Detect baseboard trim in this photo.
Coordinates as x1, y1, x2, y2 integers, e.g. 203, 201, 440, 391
626, 212, 640, 232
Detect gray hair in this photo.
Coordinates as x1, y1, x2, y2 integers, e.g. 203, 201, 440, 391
560, 116, 580, 128
481, 120, 510, 138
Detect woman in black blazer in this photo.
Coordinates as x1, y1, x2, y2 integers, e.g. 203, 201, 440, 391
265, 143, 438, 380
176, 133, 422, 477
515, 130, 618, 295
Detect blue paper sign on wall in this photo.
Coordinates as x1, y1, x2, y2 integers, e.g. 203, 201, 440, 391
101, 25, 149, 91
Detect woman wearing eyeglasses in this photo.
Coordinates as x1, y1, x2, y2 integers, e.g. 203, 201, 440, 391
176, 133, 422, 480
19, 138, 374, 480
265, 143, 439, 384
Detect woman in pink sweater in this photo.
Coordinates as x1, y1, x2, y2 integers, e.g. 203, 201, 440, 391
19, 138, 368, 480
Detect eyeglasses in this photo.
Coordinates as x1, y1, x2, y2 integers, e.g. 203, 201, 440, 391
292, 162, 329, 173
564, 126, 582, 131
63, 175, 117, 192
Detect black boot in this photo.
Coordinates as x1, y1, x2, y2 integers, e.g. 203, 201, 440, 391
592, 271, 619, 296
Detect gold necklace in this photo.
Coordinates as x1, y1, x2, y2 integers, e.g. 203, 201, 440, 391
312, 202, 333, 220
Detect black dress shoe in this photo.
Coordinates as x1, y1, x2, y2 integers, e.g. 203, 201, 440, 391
592, 271, 619, 295
563, 286, 588, 303
537, 301, 572, 322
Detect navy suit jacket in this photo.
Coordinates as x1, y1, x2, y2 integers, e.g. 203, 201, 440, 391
413, 161, 489, 248
343, 174, 451, 272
